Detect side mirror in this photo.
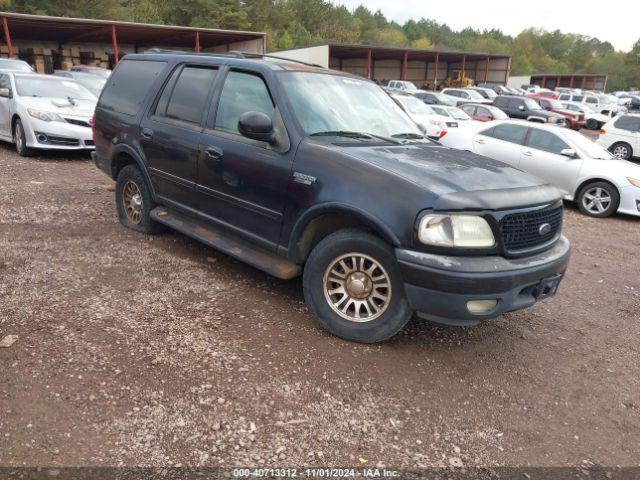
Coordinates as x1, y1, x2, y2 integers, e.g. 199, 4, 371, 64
238, 111, 275, 143
518, 105, 525, 111
560, 148, 578, 158
0, 87, 11, 98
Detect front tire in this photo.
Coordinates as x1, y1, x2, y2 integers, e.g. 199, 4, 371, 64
609, 142, 632, 160
586, 118, 598, 130
115, 165, 165, 234
14, 118, 32, 157
577, 181, 620, 218
303, 229, 412, 343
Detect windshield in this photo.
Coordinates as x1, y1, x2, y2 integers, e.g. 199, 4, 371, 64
0, 60, 32, 72
73, 74, 106, 91
16, 76, 96, 100
434, 93, 456, 106
448, 107, 471, 120
564, 129, 613, 159
466, 90, 484, 100
599, 95, 615, 104
481, 89, 497, 98
395, 95, 435, 115
489, 107, 509, 119
280, 72, 421, 138
523, 98, 541, 110
547, 99, 564, 109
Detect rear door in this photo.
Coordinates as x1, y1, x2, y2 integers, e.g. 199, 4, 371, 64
197, 68, 293, 250
140, 64, 219, 209
473, 123, 528, 166
520, 128, 583, 195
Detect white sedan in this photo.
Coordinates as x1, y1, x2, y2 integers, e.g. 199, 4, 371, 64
391, 94, 459, 140
440, 120, 640, 218
0, 71, 96, 156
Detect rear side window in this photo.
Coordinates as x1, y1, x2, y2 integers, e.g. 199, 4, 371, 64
99, 59, 165, 116
573, 95, 584, 102
585, 97, 597, 104
462, 105, 476, 115
559, 94, 570, 100
527, 129, 569, 155
493, 97, 507, 108
214, 71, 274, 135
483, 123, 528, 144
155, 66, 218, 124
614, 115, 640, 131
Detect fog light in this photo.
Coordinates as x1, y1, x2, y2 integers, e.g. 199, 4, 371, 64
466, 299, 498, 315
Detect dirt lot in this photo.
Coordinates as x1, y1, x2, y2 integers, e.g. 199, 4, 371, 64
1, 144, 639, 471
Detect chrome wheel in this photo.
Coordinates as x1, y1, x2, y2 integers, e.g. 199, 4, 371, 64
323, 253, 391, 322
582, 187, 612, 214
122, 180, 143, 224
612, 144, 629, 159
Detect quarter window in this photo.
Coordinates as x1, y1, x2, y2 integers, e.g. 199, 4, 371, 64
613, 115, 640, 132
527, 129, 570, 155
214, 71, 274, 135
99, 59, 165, 116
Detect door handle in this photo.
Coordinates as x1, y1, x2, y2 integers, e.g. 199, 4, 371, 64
141, 128, 153, 140
475, 138, 485, 144
205, 146, 224, 161
523, 150, 533, 156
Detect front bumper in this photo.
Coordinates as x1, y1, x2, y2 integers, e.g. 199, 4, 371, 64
396, 236, 571, 325
617, 185, 640, 217
24, 117, 94, 150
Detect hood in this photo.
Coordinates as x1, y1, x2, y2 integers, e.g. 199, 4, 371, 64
19, 96, 96, 117
535, 109, 565, 119
333, 141, 560, 209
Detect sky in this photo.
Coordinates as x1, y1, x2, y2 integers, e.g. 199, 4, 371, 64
329, 0, 638, 51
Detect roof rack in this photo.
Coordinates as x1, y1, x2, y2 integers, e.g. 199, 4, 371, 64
143, 48, 323, 68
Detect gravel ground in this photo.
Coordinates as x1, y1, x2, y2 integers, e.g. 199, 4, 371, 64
0, 144, 639, 471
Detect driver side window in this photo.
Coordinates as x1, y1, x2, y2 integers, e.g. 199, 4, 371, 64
214, 71, 274, 135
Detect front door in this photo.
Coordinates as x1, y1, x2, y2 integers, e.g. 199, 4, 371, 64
0, 73, 13, 140
140, 64, 219, 209
520, 128, 583, 195
473, 123, 528, 167
197, 69, 293, 251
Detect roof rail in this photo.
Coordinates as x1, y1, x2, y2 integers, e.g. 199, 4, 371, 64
143, 48, 323, 68
144, 48, 245, 59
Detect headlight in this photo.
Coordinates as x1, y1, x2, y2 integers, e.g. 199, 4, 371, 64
628, 178, 640, 188
417, 214, 495, 248
27, 108, 64, 122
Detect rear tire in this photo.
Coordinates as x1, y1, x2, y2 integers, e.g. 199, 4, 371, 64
577, 181, 620, 218
609, 142, 632, 160
115, 165, 165, 234
586, 118, 598, 130
303, 229, 412, 343
14, 118, 32, 157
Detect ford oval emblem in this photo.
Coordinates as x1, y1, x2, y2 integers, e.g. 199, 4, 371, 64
538, 223, 552, 235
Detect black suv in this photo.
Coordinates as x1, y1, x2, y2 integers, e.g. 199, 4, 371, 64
93, 51, 570, 343
493, 96, 567, 126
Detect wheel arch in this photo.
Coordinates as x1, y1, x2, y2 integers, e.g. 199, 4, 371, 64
608, 141, 633, 157
288, 203, 401, 264
110, 145, 157, 201
574, 177, 620, 200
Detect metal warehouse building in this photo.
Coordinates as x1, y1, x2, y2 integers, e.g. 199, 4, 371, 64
0, 12, 265, 73
530, 73, 608, 91
276, 44, 511, 88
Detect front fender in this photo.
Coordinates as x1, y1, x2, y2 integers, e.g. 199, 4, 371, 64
109, 143, 157, 201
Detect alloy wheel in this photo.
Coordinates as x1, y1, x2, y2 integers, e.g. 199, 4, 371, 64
612, 145, 629, 159
122, 180, 143, 224
323, 253, 391, 322
582, 187, 612, 215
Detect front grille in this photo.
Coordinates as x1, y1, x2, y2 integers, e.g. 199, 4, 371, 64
64, 118, 91, 128
500, 205, 563, 253
84, 139, 95, 146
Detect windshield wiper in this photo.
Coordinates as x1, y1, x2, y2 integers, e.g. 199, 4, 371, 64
391, 132, 425, 140
310, 130, 403, 145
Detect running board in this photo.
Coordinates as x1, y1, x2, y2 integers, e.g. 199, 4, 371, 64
150, 207, 301, 280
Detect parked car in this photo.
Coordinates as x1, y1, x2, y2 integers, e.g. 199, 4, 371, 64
596, 114, 640, 160
411, 90, 456, 106
93, 52, 570, 342
557, 92, 623, 116
535, 97, 585, 130
461, 103, 509, 122
493, 96, 567, 126
70, 64, 111, 79
440, 120, 640, 218
561, 101, 611, 130
469, 87, 498, 101
0, 58, 34, 72
529, 89, 558, 99
617, 93, 640, 110
478, 83, 511, 95
428, 104, 475, 125
0, 72, 96, 156
387, 80, 419, 93
391, 93, 454, 139
441, 88, 492, 106
53, 70, 107, 97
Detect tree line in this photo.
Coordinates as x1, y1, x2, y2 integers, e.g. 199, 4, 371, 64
5, 0, 640, 90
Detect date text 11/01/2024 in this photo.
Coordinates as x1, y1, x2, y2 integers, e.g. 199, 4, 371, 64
232, 468, 400, 477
